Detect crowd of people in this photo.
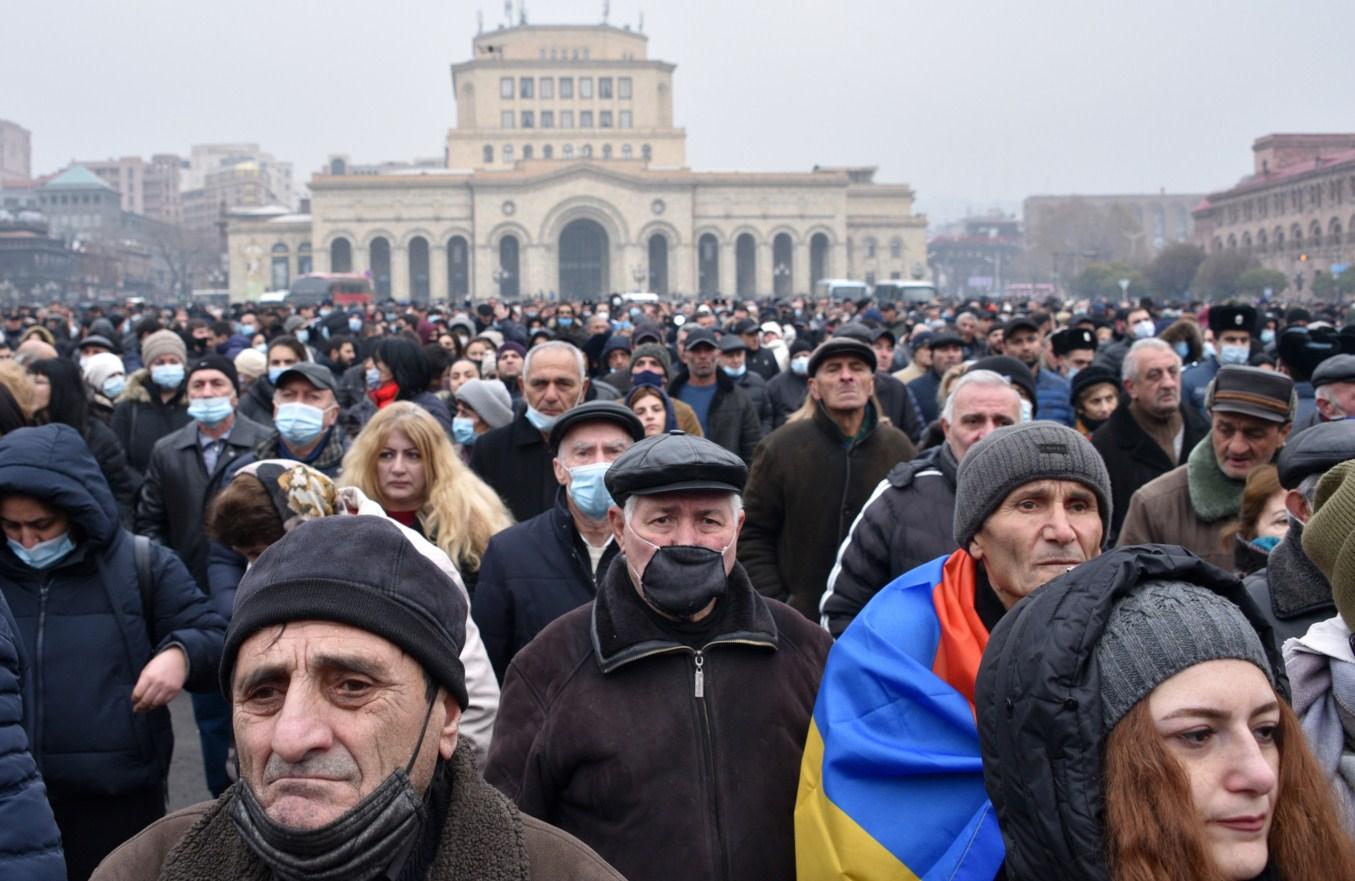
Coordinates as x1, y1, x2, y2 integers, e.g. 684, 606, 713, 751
0, 290, 1354, 880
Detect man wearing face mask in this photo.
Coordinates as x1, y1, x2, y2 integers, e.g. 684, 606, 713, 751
766, 338, 814, 429
94, 517, 621, 881
1092, 304, 1156, 378
717, 334, 773, 435
255, 363, 347, 478
470, 340, 589, 521
1180, 303, 1256, 418
472, 402, 644, 681
112, 329, 192, 489
486, 431, 832, 881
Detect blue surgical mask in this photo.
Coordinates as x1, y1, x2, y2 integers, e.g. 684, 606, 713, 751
525, 405, 559, 432
1065, 367, 1080, 382
296, 329, 309, 344
567, 461, 615, 520
791, 357, 809, 376
348, 316, 363, 333
721, 364, 747, 379
1219, 343, 1250, 365
188, 395, 234, 427
365, 367, 381, 389
1173, 341, 1190, 359
452, 416, 478, 446
275, 402, 328, 445
557, 316, 574, 327
150, 363, 185, 389
8, 532, 75, 570
268, 367, 285, 385
1251, 534, 1282, 553
1261, 329, 1275, 345
101, 376, 126, 399
239, 323, 257, 337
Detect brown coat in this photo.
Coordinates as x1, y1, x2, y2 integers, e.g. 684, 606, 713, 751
1116, 464, 1234, 569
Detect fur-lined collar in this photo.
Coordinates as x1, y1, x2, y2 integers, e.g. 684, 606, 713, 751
1185, 436, 1244, 523
118, 367, 186, 406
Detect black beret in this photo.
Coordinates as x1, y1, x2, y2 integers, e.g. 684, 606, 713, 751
808, 337, 877, 376
1209, 304, 1258, 335
1311, 354, 1355, 388
1277, 421, 1355, 489
549, 401, 645, 453
1050, 327, 1097, 356
604, 431, 748, 505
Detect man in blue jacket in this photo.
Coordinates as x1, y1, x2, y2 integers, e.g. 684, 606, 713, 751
1003, 315, 1074, 426
0, 424, 224, 881
472, 401, 645, 680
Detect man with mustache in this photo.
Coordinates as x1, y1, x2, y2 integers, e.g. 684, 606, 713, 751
93, 517, 621, 881
797, 422, 1111, 880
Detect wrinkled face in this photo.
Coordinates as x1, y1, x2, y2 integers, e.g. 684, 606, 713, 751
932, 343, 964, 373
1005, 329, 1042, 368
1125, 348, 1181, 416
0, 495, 69, 548
1316, 380, 1355, 421
233, 622, 458, 831
551, 423, 634, 489
1147, 660, 1279, 881
809, 355, 875, 414
610, 492, 743, 586
187, 368, 237, 406
524, 348, 585, 417
957, 315, 977, 339
497, 349, 523, 378
375, 429, 427, 510
447, 359, 479, 394
1078, 383, 1120, 422
273, 378, 338, 430
968, 479, 1102, 608
683, 343, 718, 380
631, 393, 667, 436
942, 383, 1021, 461
1210, 412, 1289, 481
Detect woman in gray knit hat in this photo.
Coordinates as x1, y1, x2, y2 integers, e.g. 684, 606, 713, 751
977, 544, 1355, 881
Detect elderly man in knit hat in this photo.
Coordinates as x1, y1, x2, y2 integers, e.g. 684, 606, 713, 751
1245, 420, 1355, 648
796, 421, 1111, 881
1119, 365, 1295, 569
93, 517, 622, 881
1285, 458, 1355, 831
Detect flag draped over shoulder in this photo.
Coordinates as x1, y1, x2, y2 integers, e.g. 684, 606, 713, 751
795, 549, 1006, 881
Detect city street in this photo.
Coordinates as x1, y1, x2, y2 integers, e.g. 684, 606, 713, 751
166, 693, 213, 811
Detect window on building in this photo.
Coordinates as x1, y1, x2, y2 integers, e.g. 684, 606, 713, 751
501, 110, 515, 129
522, 110, 534, 128
503, 144, 514, 162
622, 144, 633, 158
600, 111, 613, 128
297, 243, 313, 276
642, 144, 652, 161
563, 144, 574, 158
580, 110, 594, 128
543, 145, 553, 159
619, 77, 632, 99
865, 238, 877, 258
561, 110, 574, 128
500, 77, 514, 98
580, 77, 593, 98
483, 145, 493, 163
541, 110, 554, 128
890, 238, 902, 258
619, 110, 632, 129
581, 144, 593, 158
603, 144, 613, 158
519, 77, 534, 98
523, 145, 533, 160
599, 77, 613, 98
560, 77, 573, 98
540, 77, 554, 99
271, 243, 290, 290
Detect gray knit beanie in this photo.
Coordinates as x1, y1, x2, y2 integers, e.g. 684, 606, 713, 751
455, 378, 513, 429
953, 422, 1112, 547
140, 329, 187, 366
1096, 579, 1274, 728
631, 342, 672, 377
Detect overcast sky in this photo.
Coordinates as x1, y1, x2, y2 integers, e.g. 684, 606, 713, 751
6, 0, 1353, 224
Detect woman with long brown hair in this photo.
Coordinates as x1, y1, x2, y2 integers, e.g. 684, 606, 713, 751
977, 544, 1355, 881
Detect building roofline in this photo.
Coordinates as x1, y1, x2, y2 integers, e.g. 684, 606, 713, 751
474, 23, 648, 40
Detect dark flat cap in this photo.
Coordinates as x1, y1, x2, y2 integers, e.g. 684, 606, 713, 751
832, 322, 874, 343
1208, 304, 1257, 335
969, 356, 1038, 415
78, 334, 116, 351
732, 318, 759, 335
1051, 327, 1097, 356
604, 430, 747, 505
1004, 316, 1041, 338
927, 331, 965, 350
807, 337, 877, 376
1312, 354, 1355, 388
1206, 365, 1295, 423
872, 327, 897, 346
1277, 421, 1355, 489
549, 400, 645, 452
718, 334, 747, 353
684, 327, 719, 349
274, 362, 338, 395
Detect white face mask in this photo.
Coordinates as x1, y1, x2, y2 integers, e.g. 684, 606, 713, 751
1019, 399, 1034, 423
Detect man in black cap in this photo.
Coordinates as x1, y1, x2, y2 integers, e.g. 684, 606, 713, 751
734, 317, 780, 380
1003, 315, 1074, 426
485, 432, 832, 881
907, 331, 966, 423
1243, 420, 1355, 647
668, 327, 761, 461
717, 333, 773, 435
1119, 364, 1294, 569
96, 517, 622, 881
1181, 303, 1257, 417
766, 338, 814, 429
473, 402, 644, 680
1303, 352, 1355, 431
739, 337, 915, 620
1276, 324, 1341, 429
1049, 326, 1097, 379
255, 362, 348, 478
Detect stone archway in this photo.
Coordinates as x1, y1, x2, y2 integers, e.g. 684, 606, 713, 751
559, 218, 610, 297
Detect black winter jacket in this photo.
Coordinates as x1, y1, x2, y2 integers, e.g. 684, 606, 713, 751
667, 369, 762, 462
820, 443, 960, 636
468, 403, 556, 522
485, 558, 831, 881
874, 371, 927, 443
235, 378, 275, 429
1090, 401, 1209, 542
0, 425, 225, 801
746, 345, 780, 381
739, 403, 915, 620
110, 369, 190, 487
766, 369, 807, 429
134, 414, 270, 588
82, 417, 138, 526
733, 370, 773, 435
472, 490, 618, 681
976, 545, 1286, 881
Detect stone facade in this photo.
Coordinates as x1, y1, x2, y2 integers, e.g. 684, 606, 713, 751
0, 120, 31, 182
226, 23, 925, 303
1193, 134, 1355, 292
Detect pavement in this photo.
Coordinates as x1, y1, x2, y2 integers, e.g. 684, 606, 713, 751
167, 692, 214, 811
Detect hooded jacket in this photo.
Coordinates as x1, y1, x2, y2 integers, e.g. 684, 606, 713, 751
976, 545, 1287, 881
110, 368, 191, 487
0, 425, 225, 799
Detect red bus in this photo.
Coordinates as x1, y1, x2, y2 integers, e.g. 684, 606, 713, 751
288, 273, 373, 307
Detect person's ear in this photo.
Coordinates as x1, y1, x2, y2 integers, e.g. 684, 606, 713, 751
552, 456, 570, 487
437, 699, 461, 760
608, 505, 627, 543
1284, 489, 1310, 525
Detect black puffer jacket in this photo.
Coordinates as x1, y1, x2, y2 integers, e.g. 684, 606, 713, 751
819, 443, 960, 636
976, 545, 1287, 881
235, 377, 275, 429
110, 369, 190, 487
733, 370, 773, 435
765, 370, 807, 429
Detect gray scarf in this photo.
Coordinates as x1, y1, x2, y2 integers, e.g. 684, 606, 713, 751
1286, 620, 1355, 834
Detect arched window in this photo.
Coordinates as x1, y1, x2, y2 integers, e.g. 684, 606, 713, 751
330, 237, 352, 273
772, 233, 793, 296
622, 144, 633, 158
297, 242, 313, 276
648, 233, 669, 295
642, 144, 652, 161
735, 233, 756, 295
502, 144, 514, 163
523, 145, 534, 160
408, 236, 430, 302
447, 235, 469, 297
543, 144, 553, 159
497, 236, 520, 298
581, 144, 593, 158
483, 145, 493, 164
698, 233, 720, 294
270, 242, 289, 290
563, 144, 574, 159
602, 144, 613, 159
810, 233, 830, 287
369, 237, 391, 297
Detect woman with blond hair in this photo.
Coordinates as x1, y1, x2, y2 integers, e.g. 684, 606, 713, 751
340, 401, 512, 592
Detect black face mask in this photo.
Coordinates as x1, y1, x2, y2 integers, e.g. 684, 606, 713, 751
231, 696, 437, 881
628, 528, 731, 619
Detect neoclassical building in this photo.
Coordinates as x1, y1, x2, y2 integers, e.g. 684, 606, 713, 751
228, 23, 926, 302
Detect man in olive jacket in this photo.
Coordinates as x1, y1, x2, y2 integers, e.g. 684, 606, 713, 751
738, 337, 916, 620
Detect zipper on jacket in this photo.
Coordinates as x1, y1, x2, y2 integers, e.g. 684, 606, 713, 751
33, 572, 52, 763
693, 651, 704, 697
691, 649, 732, 881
